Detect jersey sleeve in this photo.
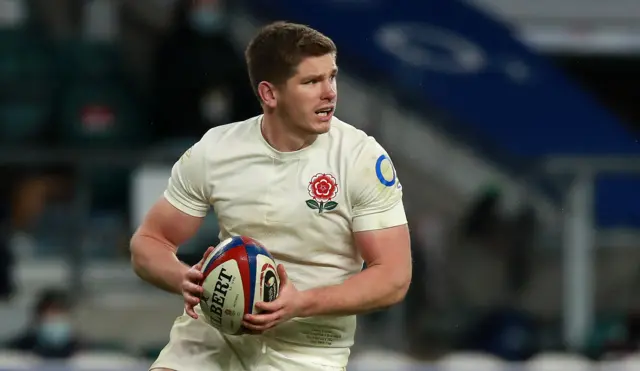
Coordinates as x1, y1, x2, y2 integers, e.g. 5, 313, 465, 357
350, 137, 407, 232
164, 137, 211, 217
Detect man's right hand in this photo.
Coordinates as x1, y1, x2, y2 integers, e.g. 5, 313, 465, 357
182, 246, 215, 319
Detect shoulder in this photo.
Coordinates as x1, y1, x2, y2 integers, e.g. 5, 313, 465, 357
192, 115, 261, 159
327, 117, 377, 154
200, 115, 260, 145
5, 333, 35, 350
328, 117, 388, 162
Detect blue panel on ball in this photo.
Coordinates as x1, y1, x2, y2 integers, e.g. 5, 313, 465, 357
225, 236, 246, 250
203, 236, 246, 274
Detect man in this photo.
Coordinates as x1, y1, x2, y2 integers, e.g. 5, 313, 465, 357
130, 21, 412, 371
5, 288, 82, 358
151, 0, 259, 141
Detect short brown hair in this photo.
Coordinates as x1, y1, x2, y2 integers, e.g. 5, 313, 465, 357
245, 21, 337, 99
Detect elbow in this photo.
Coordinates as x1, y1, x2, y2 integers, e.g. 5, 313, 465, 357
388, 270, 412, 306
129, 234, 146, 278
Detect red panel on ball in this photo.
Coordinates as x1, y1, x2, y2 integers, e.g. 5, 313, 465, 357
201, 245, 252, 318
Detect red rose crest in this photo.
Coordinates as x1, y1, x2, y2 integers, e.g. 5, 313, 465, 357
306, 173, 339, 213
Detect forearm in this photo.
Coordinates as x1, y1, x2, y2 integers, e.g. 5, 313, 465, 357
298, 265, 410, 317
130, 234, 189, 295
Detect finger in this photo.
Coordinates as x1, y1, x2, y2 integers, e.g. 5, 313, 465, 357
183, 279, 203, 292
183, 289, 201, 305
184, 302, 199, 319
244, 311, 281, 326
183, 281, 203, 295
242, 321, 265, 332
199, 246, 215, 267
194, 247, 214, 271
194, 259, 206, 271
255, 299, 284, 313
242, 320, 276, 332
186, 269, 204, 282
243, 328, 263, 335
277, 264, 288, 284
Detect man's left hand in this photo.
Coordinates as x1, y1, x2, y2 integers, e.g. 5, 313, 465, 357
242, 264, 303, 333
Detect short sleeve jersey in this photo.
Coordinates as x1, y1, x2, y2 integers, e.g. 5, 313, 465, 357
164, 115, 407, 350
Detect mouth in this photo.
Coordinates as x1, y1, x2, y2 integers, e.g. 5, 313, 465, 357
315, 107, 334, 118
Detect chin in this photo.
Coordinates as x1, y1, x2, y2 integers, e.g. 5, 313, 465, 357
309, 119, 332, 134
310, 125, 330, 135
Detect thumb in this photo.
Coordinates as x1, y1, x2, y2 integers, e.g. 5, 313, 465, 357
277, 264, 288, 285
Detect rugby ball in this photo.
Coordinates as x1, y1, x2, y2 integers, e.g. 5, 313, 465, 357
198, 236, 280, 335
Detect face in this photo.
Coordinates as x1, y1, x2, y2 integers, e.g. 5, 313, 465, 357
39, 306, 71, 326
36, 306, 73, 347
263, 54, 338, 135
188, 0, 225, 34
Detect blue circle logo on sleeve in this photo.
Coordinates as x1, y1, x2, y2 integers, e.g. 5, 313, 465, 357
375, 154, 396, 187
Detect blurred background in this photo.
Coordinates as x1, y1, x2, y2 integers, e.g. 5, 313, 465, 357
0, 0, 639, 370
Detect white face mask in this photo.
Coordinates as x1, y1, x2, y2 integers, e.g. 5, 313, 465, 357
37, 317, 72, 347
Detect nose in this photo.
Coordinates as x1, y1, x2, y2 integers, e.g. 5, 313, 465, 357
322, 80, 337, 101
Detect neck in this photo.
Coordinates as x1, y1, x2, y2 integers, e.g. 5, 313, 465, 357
261, 112, 317, 152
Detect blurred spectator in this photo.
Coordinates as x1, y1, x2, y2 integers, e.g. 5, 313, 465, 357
461, 305, 537, 361
3, 169, 72, 259
29, 0, 77, 41
151, 0, 259, 141
585, 313, 629, 359
0, 224, 12, 300
119, 0, 180, 88
414, 213, 449, 310
462, 186, 503, 244
506, 206, 536, 295
5, 288, 83, 358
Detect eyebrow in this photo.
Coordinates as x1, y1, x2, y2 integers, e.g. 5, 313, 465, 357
302, 68, 339, 81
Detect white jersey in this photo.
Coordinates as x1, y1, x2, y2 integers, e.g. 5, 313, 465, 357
164, 115, 406, 354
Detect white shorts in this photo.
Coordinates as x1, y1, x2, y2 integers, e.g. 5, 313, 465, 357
150, 311, 349, 371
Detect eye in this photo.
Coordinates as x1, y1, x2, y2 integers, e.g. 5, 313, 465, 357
304, 79, 318, 85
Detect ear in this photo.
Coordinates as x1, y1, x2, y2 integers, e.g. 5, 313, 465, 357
257, 81, 278, 109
